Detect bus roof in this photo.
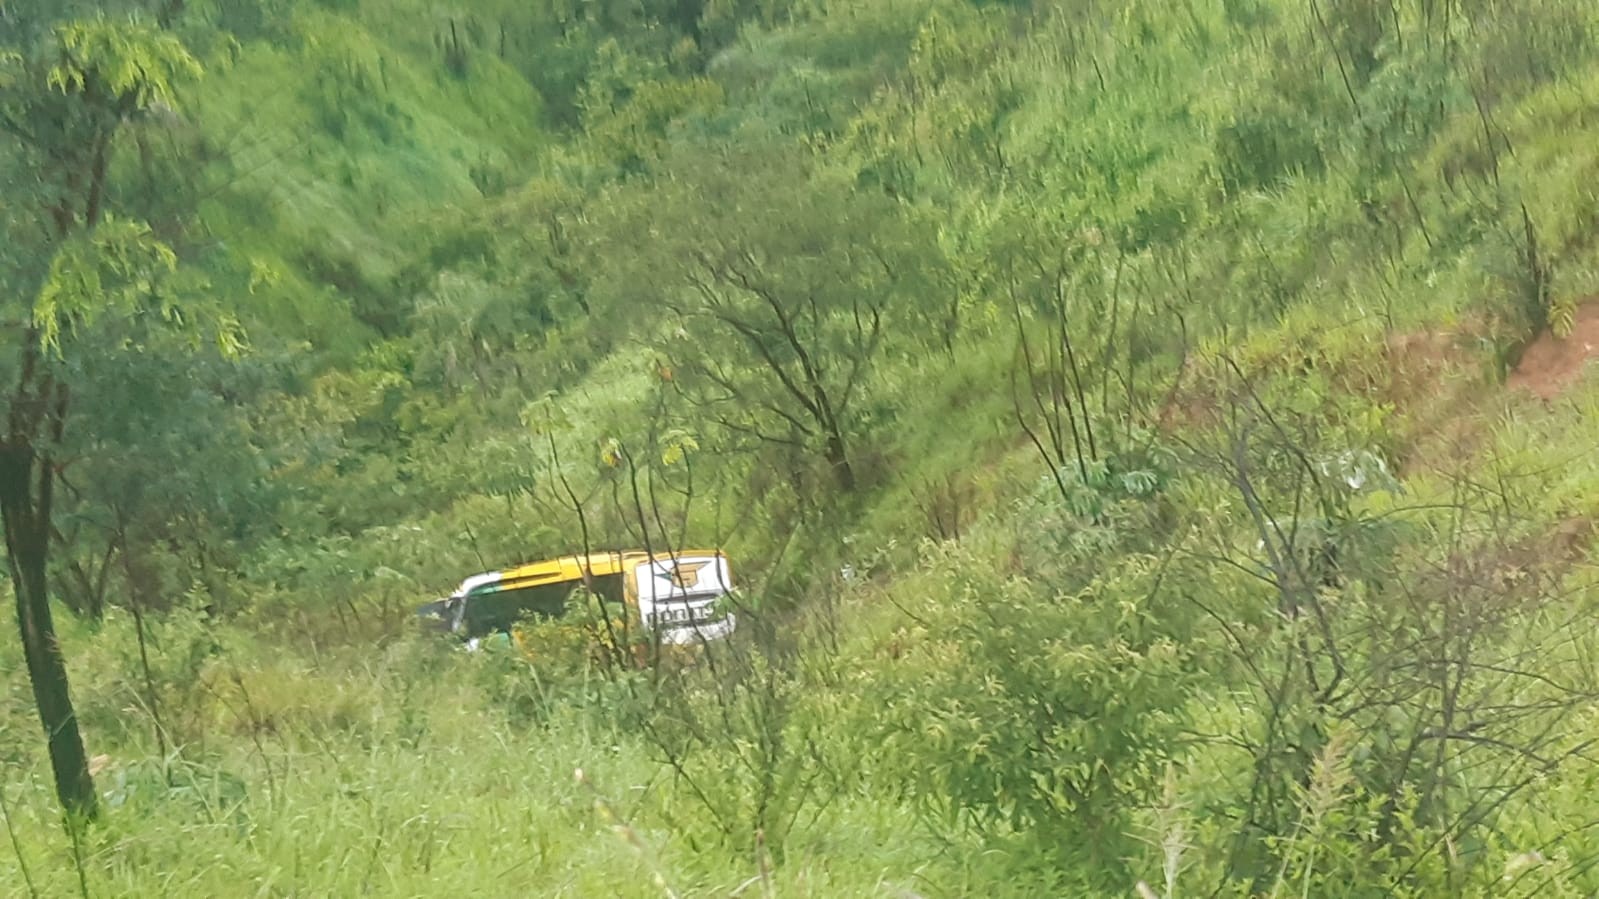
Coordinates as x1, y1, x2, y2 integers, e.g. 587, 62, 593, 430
474, 548, 728, 594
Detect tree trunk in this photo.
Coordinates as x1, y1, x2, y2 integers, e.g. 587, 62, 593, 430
0, 445, 98, 822
823, 428, 855, 492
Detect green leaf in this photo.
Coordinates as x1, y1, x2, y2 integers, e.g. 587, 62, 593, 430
599, 437, 623, 468
34, 216, 177, 355
247, 259, 283, 295
48, 20, 202, 109
660, 428, 698, 465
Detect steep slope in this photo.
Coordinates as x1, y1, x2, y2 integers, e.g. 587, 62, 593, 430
6, 0, 1599, 896
182, 3, 548, 357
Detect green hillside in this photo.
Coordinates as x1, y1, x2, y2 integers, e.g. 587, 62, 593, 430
5, 0, 1599, 895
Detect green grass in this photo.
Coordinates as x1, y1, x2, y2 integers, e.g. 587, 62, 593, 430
0, 624, 995, 897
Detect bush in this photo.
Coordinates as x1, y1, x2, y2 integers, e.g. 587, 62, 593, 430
862, 540, 1198, 891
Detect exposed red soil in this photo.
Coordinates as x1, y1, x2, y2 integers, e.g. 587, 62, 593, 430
1152, 302, 1599, 472
1508, 299, 1599, 401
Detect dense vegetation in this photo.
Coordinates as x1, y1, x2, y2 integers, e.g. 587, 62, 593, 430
4, 0, 1599, 894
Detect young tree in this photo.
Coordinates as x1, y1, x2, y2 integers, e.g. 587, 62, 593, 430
0, 17, 222, 823
1173, 358, 1599, 891
591, 139, 942, 491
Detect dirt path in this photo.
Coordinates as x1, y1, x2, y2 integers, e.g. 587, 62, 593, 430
1508, 299, 1599, 400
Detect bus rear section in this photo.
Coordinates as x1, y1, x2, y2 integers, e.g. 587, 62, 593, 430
629, 551, 737, 645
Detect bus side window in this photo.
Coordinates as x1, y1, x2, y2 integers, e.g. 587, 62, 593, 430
474, 583, 568, 633
588, 573, 626, 607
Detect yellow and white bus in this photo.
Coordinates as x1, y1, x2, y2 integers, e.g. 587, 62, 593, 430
417, 549, 737, 646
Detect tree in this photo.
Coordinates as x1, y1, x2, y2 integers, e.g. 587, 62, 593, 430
591, 139, 942, 491
51, 346, 271, 619
0, 16, 220, 823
